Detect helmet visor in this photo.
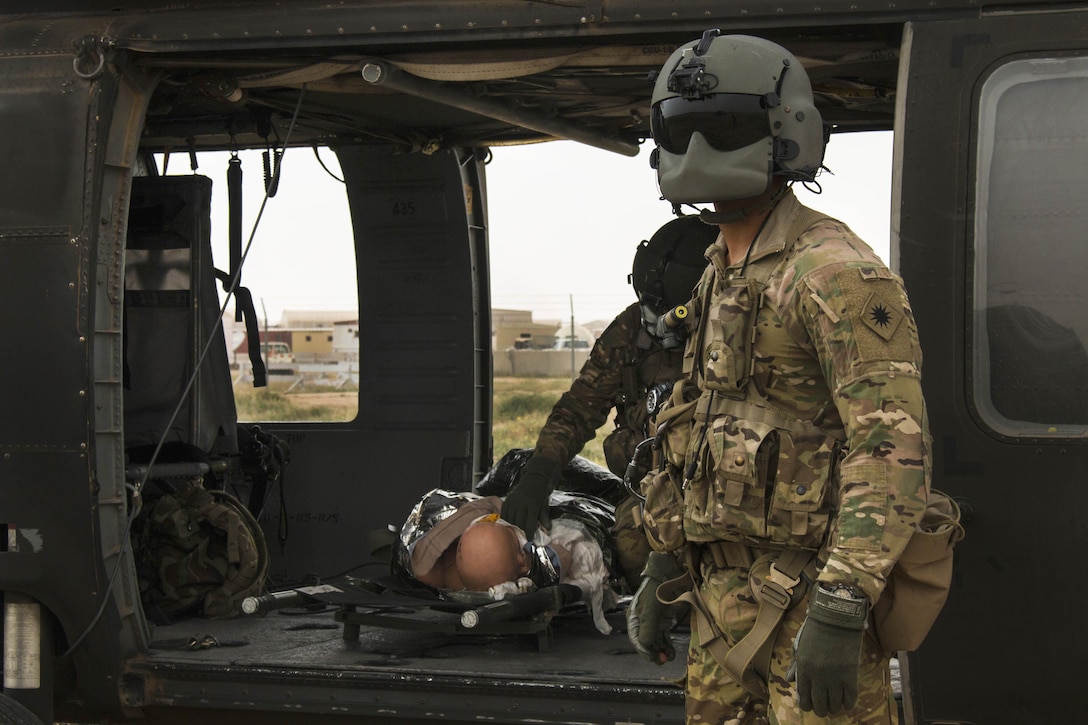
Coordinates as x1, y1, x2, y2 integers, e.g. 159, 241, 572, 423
652, 93, 770, 155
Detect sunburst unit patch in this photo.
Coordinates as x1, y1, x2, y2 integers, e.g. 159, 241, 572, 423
825, 265, 914, 362
862, 291, 902, 340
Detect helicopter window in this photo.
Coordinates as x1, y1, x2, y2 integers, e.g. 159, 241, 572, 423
973, 55, 1088, 437
151, 147, 360, 424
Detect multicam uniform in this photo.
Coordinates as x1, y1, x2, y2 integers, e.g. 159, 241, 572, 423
534, 302, 684, 474
652, 191, 929, 724
532, 302, 685, 589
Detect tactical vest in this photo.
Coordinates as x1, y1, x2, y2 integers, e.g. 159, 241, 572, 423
654, 205, 846, 551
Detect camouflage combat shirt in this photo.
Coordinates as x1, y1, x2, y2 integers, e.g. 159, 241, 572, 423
679, 190, 930, 603
534, 303, 685, 477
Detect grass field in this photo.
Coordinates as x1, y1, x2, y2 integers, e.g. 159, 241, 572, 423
233, 380, 354, 422
491, 376, 611, 468
234, 376, 611, 468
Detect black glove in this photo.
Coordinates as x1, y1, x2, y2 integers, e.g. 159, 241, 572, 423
627, 551, 683, 665
792, 583, 869, 717
501, 454, 562, 534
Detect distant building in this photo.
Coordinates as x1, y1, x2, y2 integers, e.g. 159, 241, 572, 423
231, 307, 598, 362
232, 309, 357, 363
275, 310, 356, 329
493, 308, 560, 350
233, 328, 292, 356
333, 319, 359, 361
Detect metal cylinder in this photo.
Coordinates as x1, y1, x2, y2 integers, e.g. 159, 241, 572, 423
4, 593, 41, 689
242, 589, 311, 616
662, 304, 689, 328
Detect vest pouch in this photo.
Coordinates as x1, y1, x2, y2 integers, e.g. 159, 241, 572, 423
661, 414, 693, 470
603, 425, 641, 478
654, 380, 701, 470
765, 430, 840, 548
641, 467, 687, 552
685, 414, 777, 542
702, 277, 760, 395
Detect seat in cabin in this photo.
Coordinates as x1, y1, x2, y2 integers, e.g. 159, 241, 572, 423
123, 174, 238, 473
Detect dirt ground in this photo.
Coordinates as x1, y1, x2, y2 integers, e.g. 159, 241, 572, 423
287, 392, 359, 415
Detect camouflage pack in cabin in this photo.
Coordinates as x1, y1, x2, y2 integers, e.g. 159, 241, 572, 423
134, 478, 269, 623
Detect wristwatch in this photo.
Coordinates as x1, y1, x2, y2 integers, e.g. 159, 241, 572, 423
811, 582, 869, 627
818, 582, 866, 601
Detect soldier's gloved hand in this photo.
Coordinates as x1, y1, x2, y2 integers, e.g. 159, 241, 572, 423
501, 454, 562, 535
627, 551, 683, 665
792, 583, 869, 717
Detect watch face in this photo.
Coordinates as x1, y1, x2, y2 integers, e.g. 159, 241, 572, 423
646, 387, 661, 415
646, 381, 673, 416
823, 583, 861, 600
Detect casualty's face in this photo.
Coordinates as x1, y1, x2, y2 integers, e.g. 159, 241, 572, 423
455, 520, 526, 590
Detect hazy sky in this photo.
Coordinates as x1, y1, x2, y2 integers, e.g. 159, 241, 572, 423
206, 130, 892, 327
486, 131, 892, 324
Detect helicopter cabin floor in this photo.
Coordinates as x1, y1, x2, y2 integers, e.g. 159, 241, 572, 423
121, 598, 690, 724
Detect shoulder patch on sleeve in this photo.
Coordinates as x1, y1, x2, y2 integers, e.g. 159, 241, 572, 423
834, 266, 915, 362
861, 290, 902, 340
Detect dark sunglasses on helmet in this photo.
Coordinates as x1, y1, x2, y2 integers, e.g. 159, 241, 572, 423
651, 93, 771, 155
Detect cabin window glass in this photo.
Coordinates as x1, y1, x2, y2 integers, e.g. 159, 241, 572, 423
974, 56, 1088, 437
151, 148, 359, 424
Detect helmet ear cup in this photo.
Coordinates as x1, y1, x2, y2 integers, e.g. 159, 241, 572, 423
631, 217, 719, 314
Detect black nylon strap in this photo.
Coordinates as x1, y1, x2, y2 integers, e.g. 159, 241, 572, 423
227, 154, 243, 322
216, 269, 267, 388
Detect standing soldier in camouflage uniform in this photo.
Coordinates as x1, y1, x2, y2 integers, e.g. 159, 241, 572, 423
501, 216, 715, 589
629, 31, 930, 724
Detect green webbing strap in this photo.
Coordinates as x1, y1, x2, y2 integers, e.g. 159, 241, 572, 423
719, 547, 813, 697
658, 547, 814, 699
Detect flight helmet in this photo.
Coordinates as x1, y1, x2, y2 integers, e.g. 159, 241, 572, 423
630, 216, 717, 330
650, 31, 827, 205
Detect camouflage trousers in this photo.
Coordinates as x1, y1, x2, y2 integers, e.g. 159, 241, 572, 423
685, 560, 897, 725
611, 494, 653, 592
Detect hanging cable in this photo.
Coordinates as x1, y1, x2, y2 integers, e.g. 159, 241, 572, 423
311, 145, 344, 183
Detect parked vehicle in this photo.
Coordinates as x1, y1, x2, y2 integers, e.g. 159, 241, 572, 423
553, 338, 591, 351
259, 341, 296, 365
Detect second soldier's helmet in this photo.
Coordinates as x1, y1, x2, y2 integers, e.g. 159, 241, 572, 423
650, 31, 827, 205
630, 216, 717, 316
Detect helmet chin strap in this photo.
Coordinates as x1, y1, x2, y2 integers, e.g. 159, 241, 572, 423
698, 207, 747, 224
695, 182, 791, 225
